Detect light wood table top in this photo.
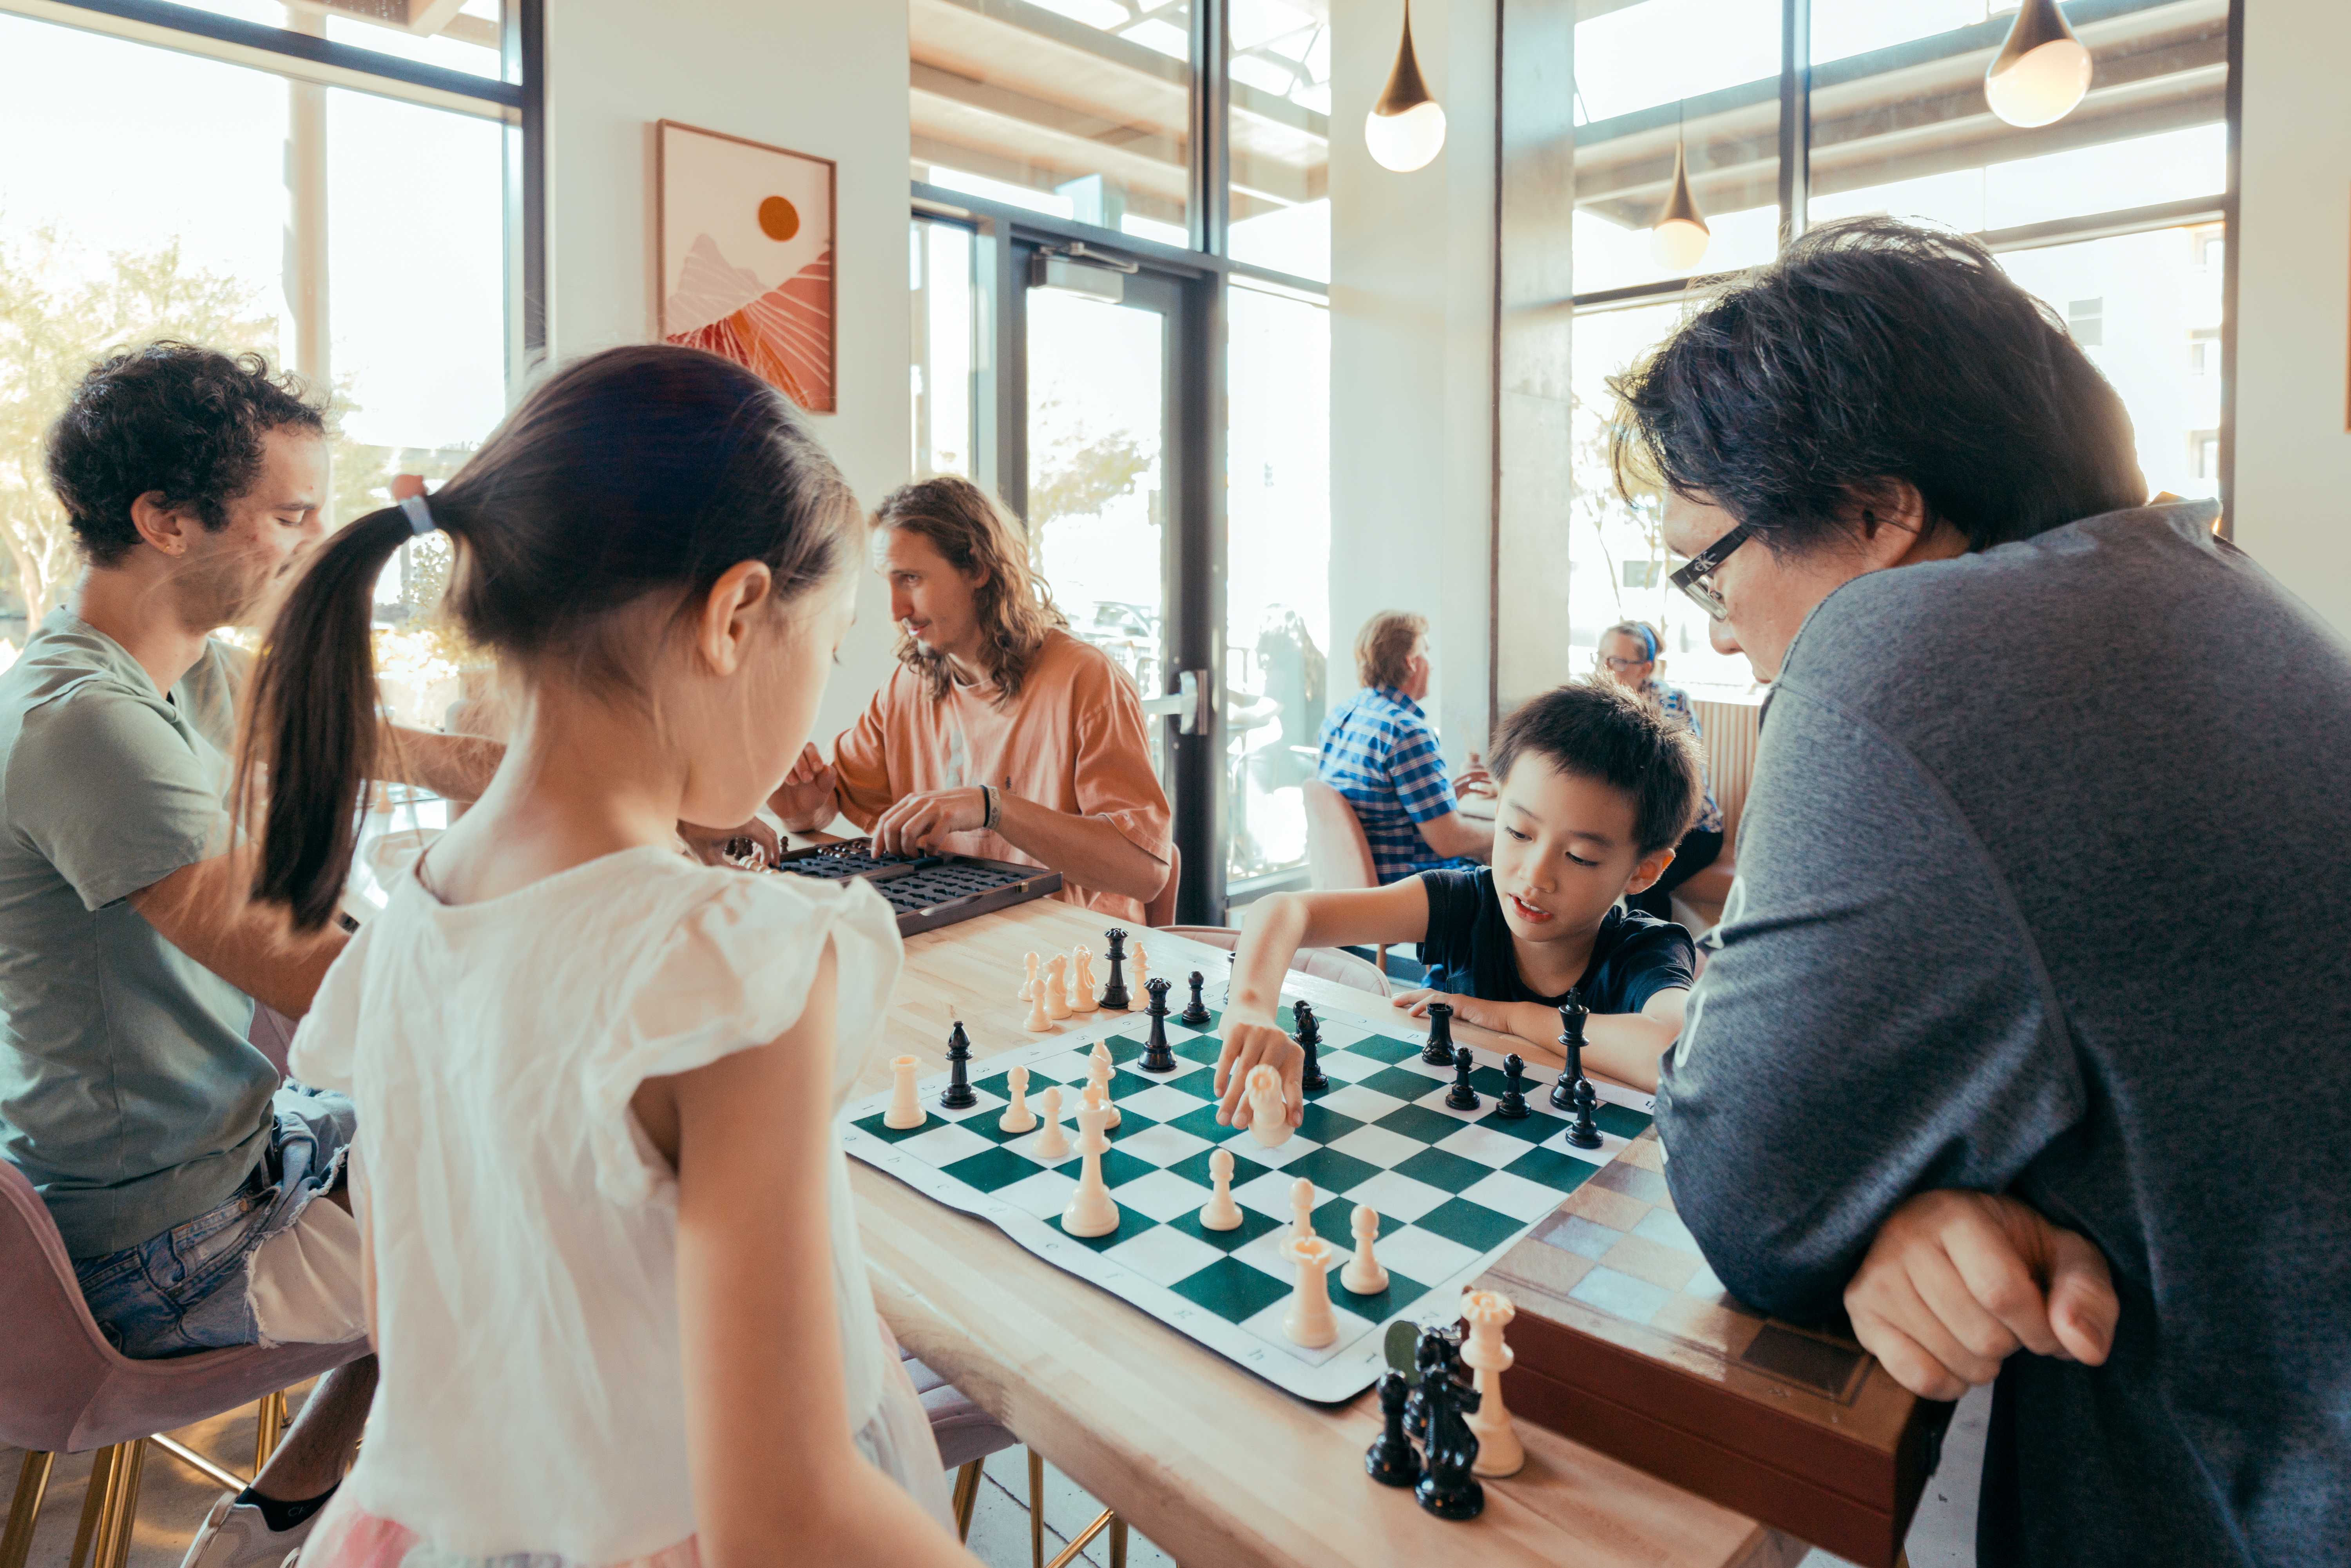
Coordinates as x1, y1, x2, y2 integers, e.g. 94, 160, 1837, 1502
853, 896, 1802, 1568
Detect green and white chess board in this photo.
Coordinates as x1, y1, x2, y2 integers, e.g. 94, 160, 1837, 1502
841, 984, 1655, 1402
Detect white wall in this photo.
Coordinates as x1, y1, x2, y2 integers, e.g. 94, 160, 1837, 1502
1328, 0, 1499, 760
543, 0, 912, 741
2232, 0, 2351, 636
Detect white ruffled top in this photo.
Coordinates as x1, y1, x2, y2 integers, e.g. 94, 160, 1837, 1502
291, 847, 935, 1563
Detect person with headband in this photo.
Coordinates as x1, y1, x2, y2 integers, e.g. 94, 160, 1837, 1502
1591, 619, 1723, 922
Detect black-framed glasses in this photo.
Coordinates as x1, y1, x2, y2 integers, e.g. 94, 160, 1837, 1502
1668, 519, 1760, 621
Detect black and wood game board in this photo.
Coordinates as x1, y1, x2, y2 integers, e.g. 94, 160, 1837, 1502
764, 838, 1064, 937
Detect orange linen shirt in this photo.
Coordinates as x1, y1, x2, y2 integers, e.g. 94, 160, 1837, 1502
830, 629, 1173, 923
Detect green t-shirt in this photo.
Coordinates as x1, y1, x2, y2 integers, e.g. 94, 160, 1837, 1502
0, 608, 273, 1257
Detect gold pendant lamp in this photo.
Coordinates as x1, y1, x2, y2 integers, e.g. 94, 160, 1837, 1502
1985, 0, 2092, 129
1364, 0, 1447, 173
1650, 121, 1711, 273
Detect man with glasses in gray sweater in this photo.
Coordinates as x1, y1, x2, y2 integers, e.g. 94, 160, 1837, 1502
1619, 220, 2351, 1568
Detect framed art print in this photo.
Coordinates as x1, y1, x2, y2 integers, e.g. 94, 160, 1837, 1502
657, 120, 837, 413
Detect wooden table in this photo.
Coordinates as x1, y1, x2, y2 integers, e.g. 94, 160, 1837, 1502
853, 897, 1802, 1568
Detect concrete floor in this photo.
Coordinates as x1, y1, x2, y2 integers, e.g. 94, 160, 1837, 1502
4, 1383, 1987, 1568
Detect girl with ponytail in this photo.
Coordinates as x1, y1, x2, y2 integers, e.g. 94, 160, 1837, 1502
246, 345, 980, 1568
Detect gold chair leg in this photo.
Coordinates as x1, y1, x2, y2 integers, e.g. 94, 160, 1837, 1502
1028, 1450, 1044, 1568
81, 1439, 145, 1568
255, 1388, 290, 1473
951, 1458, 984, 1542
1109, 1515, 1128, 1568
2, 1452, 55, 1568
1043, 1507, 1117, 1568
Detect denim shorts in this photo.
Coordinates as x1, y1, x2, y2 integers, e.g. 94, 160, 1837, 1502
74, 1084, 358, 1360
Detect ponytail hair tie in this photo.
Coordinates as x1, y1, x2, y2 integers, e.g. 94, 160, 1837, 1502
398, 492, 437, 536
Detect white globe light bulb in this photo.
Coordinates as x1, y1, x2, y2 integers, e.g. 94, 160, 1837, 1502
1365, 99, 1447, 174
1985, 37, 2092, 128
1651, 217, 1712, 273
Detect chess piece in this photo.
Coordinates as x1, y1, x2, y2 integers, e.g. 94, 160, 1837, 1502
1199, 1148, 1242, 1230
1099, 927, 1132, 1010
1031, 1086, 1071, 1161
1043, 955, 1073, 1021
1060, 1101, 1119, 1237
1282, 1235, 1339, 1347
1130, 941, 1149, 998
1295, 1000, 1326, 1094
1085, 1053, 1122, 1129
1414, 1361, 1485, 1521
1340, 1204, 1388, 1295
1244, 1064, 1289, 1148
1069, 947, 1099, 1014
1550, 992, 1588, 1111
1141, 978, 1177, 1072
1285, 1176, 1317, 1256
939, 1021, 977, 1110
1445, 1042, 1481, 1111
998, 1064, 1037, 1134
1180, 969, 1211, 1028
1570, 1075, 1601, 1149
1420, 1000, 1457, 1066
1461, 1289, 1525, 1477
1364, 1371, 1422, 1487
1018, 951, 1039, 1002
1495, 1053, 1530, 1119
1405, 1327, 1466, 1448
883, 1055, 925, 1130
1024, 975, 1052, 1033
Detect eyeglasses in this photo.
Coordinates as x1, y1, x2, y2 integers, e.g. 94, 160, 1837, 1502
1600, 656, 1649, 672
1667, 519, 1759, 621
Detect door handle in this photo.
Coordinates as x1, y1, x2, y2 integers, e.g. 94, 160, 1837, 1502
1138, 670, 1211, 734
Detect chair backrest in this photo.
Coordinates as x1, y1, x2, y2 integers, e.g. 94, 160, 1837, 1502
1144, 841, 1182, 929
1689, 697, 1762, 848
1302, 777, 1378, 892
0, 1159, 365, 1453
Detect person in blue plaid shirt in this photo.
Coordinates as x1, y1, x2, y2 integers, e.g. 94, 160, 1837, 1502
1315, 611, 1493, 882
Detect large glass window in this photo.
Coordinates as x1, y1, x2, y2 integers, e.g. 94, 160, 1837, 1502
1229, 0, 1330, 281
1566, 0, 2232, 689
0, 6, 518, 730
911, 0, 1194, 247
910, 217, 979, 478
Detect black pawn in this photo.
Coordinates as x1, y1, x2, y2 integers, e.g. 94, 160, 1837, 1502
1445, 1042, 1480, 1110
1099, 927, 1131, 1010
1549, 992, 1589, 1113
1296, 1000, 1327, 1094
1404, 1326, 1463, 1447
939, 1021, 976, 1110
1569, 1075, 1602, 1149
1420, 1000, 1457, 1066
1495, 1053, 1530, 1119
1179, 969, 1211, 1027
1364, 1370, 1422, 1488
1141, 978, 1177, 1072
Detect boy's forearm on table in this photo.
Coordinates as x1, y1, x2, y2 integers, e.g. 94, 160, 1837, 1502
1230, 894, 1308, 1019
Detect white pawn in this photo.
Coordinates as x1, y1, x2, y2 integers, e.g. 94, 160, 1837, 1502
998, 1064, 1037, 1134
1284, 1175, 1317, 1257
1340, 1204, 1388, 1295
1069, 948, 1099, 1014
1244, 1064, 1288, 1148
1130, 941, 1149, 997
1017, 951, 1040, 1002
1060, 1101, 1118, 1238
1462, 1288, 1525, 1477
1043, 955, 1073, 1020
1199, 1148, 1242, 1230
1030, 1085, 1070, 1161
1023, 976, 1052, 1033
1283, 1235, 1339, 1348
1084, 1055, 1121, 1129
883, 1054, 925, 1130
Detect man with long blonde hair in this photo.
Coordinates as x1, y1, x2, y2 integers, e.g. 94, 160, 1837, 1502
772, 475, 1172, 921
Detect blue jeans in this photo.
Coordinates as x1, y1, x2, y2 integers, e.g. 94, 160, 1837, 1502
73, 1085, 357, 1360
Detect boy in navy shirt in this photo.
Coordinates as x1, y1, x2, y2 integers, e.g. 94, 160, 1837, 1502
1217, 682, 1704, 1106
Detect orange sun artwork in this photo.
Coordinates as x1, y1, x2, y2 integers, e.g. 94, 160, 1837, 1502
658, 122, 836, 413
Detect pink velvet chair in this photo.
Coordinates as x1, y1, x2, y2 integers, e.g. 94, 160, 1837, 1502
0, 1161, 366, 1568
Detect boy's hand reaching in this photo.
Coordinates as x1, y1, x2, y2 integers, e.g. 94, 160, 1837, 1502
1212, 1018, 1304, 1131
1844, 1189, 2120, 1401
1392, 987, 1503, 1034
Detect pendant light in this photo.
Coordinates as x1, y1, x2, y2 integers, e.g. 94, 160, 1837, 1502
1985, 0, 2092, 129
1650, 116, 1710, 273
1365, 0, 1446, 173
